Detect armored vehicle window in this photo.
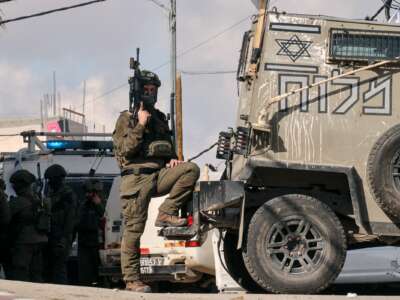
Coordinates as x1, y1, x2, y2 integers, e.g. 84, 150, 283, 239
65, 176, 114, 205
330, 29, 400, 61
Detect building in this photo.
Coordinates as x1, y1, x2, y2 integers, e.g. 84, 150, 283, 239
0, 109, 87, 153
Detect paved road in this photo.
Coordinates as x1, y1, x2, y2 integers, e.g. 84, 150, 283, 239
0, 280, 400, 300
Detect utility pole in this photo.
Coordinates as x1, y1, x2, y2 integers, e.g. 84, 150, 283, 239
169, 0, 177, 149
176, 72, 183, 160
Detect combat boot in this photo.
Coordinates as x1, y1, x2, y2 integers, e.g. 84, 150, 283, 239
155, 212, 188, 227
125, 280, 152, 293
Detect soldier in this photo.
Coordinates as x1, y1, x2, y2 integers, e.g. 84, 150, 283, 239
77, 179, 105, 286
43, 164, 77, 284
8, 169, 47, 282
0, 178, 10, 276
113, 70, 200, 292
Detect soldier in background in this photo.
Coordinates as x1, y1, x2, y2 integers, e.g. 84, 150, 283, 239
8, 170, 47, 282
77, 179, 105, 286
43, 164, 77, 284
0, 178, 10, 277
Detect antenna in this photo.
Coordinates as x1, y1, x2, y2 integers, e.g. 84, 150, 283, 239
53, 71, 57, 116
58, 92, 61, 116
369, 0, 400, 21
82, 80, 87, 134
40, 99, 44, 130
82, 81, 86, 116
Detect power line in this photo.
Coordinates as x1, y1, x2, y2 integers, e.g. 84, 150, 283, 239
151, 14, 253, 72
81, 13, 253, 108
0, 0, 106, 25
146, 0, 170, 12
181, 70, 236, 75
91, 82, 128, 102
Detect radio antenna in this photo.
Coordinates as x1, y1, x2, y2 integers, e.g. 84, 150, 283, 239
369, 0, 400, 21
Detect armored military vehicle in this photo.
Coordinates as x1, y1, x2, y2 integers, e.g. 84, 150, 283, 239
160, 1, 400, 295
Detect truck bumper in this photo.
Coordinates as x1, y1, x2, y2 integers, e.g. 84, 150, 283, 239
99, 264, 188, 282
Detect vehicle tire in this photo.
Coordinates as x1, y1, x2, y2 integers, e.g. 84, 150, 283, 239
223, 232, 264, 293
368, 124, 400, 220
242, 194, 347, 294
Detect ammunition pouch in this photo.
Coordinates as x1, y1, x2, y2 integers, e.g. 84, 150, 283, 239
35, 205, 51, 234
145, 140, 173, 158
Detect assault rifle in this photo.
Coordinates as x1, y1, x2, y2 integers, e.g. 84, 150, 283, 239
128, 48, 142, 114
35, 162, 44, 200
35, 162, 51, 234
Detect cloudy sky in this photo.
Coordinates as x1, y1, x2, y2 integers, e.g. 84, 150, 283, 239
0, 0, 384, 168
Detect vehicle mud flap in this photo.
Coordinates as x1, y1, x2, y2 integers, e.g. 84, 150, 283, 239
237, 195, 246, 250
222, 231, 264, 293
368, 124, 400, 221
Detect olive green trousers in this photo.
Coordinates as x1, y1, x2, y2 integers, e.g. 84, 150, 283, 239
120, 162, 200, 282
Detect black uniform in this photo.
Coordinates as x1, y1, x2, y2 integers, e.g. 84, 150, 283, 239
43, 164, 77, 284
45, 183, 77, 284
0, 179, 10, 275
8, 170, 48, 282
77, 179, 105, 286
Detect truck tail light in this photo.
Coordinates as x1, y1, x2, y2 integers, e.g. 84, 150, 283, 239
184, 241, 201, 248
187, 215, 193, 226
140, 248, 150, 255
164, 241, 201, 248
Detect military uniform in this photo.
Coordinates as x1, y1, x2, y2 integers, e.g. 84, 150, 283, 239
43, 164, 77, 284
77, 179, 105, 286
8, 170, 48, 282
113, 109, 200, 284
0, 179, 10, 276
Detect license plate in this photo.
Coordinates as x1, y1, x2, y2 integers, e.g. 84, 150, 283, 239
140, 257, 164, 274
140, 256, 164, 266
140, 266, 155, 274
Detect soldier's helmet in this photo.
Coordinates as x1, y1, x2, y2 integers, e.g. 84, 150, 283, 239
83, 179, 103, 193
10, 169, 36, 186
140, 70, 161, 87
44, 164, 67, 179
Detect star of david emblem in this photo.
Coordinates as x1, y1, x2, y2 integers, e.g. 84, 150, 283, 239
275, 35, 312, 62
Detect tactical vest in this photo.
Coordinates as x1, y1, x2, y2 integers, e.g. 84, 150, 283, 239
113, 109, 175, 170
141, 110, 174, 158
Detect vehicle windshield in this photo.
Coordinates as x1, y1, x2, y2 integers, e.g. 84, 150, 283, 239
64, 176, 114, 205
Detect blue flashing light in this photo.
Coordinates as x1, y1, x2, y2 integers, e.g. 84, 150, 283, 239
46, 140, 113, 151
47, 140, 70, 149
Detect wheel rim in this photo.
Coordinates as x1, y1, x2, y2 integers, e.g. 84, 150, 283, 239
390, 150, 400, 193
265, 216, 326, 275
